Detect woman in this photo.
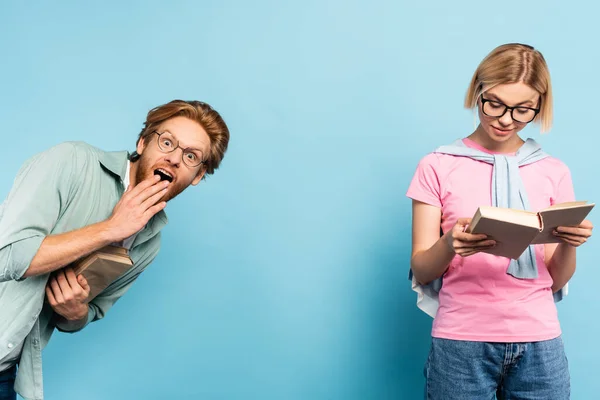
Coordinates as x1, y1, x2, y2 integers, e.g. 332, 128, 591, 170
407, 43, 593, 399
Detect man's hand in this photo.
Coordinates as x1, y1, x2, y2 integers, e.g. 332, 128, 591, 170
105, 174, 169, 242
46, 268, 90, 321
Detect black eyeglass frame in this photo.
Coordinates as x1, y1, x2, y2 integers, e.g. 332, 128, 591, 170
480, 97, 541, 124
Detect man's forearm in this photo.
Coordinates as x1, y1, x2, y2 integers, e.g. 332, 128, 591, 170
23, 221, 116, 278
548, 243, 576, 293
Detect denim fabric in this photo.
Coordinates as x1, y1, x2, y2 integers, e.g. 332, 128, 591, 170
424, 336, 570, 400
0, 366, 16, 400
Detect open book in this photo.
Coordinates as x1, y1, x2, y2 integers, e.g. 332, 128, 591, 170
71, 245, 134, 301
466, 201, 595, 259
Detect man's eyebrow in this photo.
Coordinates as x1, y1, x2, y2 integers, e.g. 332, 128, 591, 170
159, 130, 206, 150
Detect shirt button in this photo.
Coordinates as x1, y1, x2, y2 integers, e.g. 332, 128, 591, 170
7, 343, 13, 349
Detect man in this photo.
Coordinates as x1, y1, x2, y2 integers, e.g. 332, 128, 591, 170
0, 100, 230, 400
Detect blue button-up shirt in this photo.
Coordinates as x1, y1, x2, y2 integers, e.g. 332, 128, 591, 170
0, 142, 167, 400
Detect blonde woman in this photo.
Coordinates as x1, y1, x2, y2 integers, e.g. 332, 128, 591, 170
407, 43, 593, 399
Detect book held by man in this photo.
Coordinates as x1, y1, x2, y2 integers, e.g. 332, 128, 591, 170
71, 245, 134, 301
466, 201, 595, 259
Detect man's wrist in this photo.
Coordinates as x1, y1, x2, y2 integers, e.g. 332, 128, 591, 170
59, 303, 89, 322
95, 220, 121, 244
55, 304, 89, 332
74, 303, 90, 321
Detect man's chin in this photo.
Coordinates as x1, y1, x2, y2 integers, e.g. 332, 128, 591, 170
160, 185, 185, 203
158, 190, 174, 203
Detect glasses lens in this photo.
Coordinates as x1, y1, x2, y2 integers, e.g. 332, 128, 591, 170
482, 100, 506, 117
183, 150, 203, 167
512, 108, 536, 123
157, 132, 176, 152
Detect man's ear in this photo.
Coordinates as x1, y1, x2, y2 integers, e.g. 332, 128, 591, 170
191, 169, 205, 186
136, 138, 147, 156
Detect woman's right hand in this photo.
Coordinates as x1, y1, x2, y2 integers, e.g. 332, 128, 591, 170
445, 218, 496, 257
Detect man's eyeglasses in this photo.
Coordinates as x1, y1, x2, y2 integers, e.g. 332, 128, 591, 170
152, 131, 206, 168
480, 97, 540, 124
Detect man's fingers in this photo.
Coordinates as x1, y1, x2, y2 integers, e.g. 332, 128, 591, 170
141, 186, 168, 211
127, 174, 162, 199
119, 174, 161, 203
143, 202, 167, 220
64, 268, 78, 283
65, 268, 84, 295
78, 275, 91, 297
45, 286, 57, 306
56, 269, 77, 301
135, 180, 170, 204
50, 278, 65, 304
56, 269, 72, 291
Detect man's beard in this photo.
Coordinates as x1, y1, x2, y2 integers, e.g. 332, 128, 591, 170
134, 155, 187, 203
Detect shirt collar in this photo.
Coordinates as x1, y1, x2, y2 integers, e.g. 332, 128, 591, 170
97, 149, 130, 182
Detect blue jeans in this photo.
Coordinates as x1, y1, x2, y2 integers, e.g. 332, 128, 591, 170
424, 337, 570, 400
0, 366, 16, 400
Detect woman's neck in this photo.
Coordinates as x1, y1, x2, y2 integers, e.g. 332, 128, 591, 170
467, 125, 524, 154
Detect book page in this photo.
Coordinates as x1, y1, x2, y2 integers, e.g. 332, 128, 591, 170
475, 206, 540, 229
542, 201, 589, 211
532, 203, 595, 244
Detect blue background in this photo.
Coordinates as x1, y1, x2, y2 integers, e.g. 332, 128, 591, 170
1, 1, 598, 399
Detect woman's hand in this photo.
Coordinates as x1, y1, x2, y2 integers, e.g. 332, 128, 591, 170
445, 218, 496, 257
553, 219, 593, 247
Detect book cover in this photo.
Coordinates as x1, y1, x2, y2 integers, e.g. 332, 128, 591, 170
71, 245, 134, 301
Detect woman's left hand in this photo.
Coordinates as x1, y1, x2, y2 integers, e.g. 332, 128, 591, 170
553, 219, 593, 247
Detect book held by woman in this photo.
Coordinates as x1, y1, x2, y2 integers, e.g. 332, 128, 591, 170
466, 201, 595, 259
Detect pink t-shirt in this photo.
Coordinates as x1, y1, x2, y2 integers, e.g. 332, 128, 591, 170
406, 138, 575, 342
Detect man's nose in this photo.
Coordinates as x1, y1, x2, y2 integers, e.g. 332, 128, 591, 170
164, 148, 183, 166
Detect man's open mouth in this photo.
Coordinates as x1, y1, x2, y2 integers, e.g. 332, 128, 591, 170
154, 168, 174, 183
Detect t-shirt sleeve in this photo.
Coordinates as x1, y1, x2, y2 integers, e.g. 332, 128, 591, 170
406, 153, 442, 208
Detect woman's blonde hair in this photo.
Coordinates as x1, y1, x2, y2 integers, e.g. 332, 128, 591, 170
465, 43, 553, 133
